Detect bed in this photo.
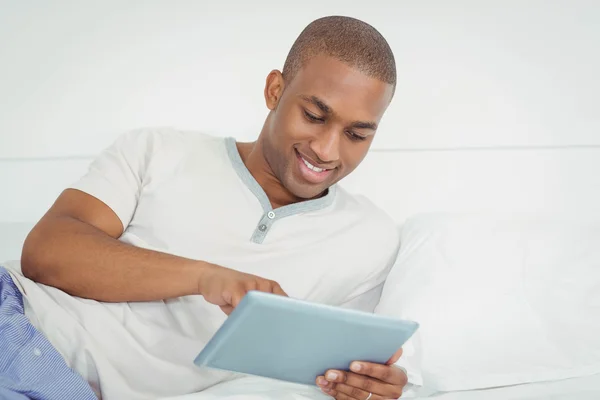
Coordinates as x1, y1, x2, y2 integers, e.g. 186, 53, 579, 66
1, 144, 600, 399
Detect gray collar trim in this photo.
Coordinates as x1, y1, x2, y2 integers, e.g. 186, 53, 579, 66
225, 137, 336, 216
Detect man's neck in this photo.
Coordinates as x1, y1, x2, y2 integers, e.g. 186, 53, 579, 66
236, 141, 305, 209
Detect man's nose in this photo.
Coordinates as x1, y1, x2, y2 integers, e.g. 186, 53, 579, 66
309, 129, 340, 164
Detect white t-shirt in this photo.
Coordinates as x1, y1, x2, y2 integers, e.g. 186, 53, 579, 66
7, 127, 400, 400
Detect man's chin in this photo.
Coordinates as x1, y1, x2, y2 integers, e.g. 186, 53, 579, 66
287, 182, 331, 201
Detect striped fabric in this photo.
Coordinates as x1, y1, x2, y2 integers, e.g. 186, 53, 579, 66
0, 267, 97, 400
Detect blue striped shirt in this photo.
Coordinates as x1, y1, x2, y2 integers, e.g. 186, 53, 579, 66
0, 266, 97, 399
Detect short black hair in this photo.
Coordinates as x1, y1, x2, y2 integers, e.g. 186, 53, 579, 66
282, 16, 396, 93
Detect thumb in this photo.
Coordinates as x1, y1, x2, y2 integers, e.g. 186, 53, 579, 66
222, 290, 233, 306
387, 347, 404, 365
220, 305, 234, 315
230, 288, 248, 308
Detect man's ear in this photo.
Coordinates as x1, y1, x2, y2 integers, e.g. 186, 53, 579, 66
264, 69, 285, 110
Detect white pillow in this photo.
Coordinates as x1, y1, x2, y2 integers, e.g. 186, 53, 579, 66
375, 213, 600, 392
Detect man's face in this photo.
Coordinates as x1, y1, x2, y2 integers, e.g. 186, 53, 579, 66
262, 55, 394, 200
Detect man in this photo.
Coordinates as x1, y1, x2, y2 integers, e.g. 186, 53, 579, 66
1, 15, 406, 400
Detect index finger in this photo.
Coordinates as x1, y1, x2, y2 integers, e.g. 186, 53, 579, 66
271, 282, 288, 297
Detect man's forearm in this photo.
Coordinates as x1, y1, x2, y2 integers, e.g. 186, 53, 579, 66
21, 215, 207, 302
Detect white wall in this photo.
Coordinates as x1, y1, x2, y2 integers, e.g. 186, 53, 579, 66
1, 0, 599, 160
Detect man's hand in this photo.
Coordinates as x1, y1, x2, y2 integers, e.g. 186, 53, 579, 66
316, 348, 407, 399
198, 264, 288, 314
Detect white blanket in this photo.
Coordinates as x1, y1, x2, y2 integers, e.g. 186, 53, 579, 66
159, 372, 600, 400
160, 376, 330, 400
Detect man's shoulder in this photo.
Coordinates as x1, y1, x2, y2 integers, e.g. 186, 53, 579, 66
334, 185, 400, 241
110, 127, 229, 171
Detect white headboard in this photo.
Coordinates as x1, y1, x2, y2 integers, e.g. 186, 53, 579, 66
342, 146, 600, 222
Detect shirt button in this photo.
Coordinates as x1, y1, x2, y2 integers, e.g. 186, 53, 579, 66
33, 348, 42, 357
267, 211, 275, 219
258, 224, 267, 232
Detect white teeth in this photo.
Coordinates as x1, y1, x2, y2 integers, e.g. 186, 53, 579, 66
302, 157, 325, 173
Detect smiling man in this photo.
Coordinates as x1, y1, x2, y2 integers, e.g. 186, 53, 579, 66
1, 15, 405, 400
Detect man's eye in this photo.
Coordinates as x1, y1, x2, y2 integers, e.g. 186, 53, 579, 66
304, 110, 324, 123
347, 131, 367, 141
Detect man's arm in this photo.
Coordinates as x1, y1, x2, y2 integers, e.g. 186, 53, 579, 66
21, 188, 208, 302
21, 189, 286, 306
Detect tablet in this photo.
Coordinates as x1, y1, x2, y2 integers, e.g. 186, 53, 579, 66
194, 291, 419, 386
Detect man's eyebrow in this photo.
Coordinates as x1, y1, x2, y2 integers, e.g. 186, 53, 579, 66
300, 95, 332, 114
350, 121, 378, 130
